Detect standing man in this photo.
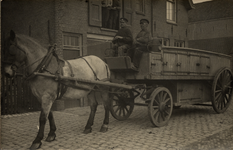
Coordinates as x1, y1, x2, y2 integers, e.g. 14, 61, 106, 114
128, 19, 152, 69
112, 18, 133, 56
108, 0, 121, 30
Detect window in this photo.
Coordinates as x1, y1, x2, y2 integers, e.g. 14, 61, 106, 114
135, 0, 145, 15
174, 40, 185, 47
101, 0, 120, 30
63, 33, 82, 60
166, 0, 176, 23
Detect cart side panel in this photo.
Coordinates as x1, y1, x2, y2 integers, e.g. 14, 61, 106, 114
156, 47, 231, 80
175, 81, 211, 105
105, 46, 231, 81
209, 54, 231, 76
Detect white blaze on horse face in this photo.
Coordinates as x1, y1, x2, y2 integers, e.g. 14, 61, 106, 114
4, 65, 14, 77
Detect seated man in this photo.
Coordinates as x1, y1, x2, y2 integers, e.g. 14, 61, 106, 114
112, 18, 133, 56
127, 19, 152, 69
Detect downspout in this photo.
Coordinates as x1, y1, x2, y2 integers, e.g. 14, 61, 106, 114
151, 0, 154, 37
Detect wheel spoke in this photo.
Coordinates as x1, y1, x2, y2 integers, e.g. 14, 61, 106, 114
215, 92, 222, 100
215, 93, 221, 106
217, 95, 223, 109
160, 111, 166, 121
112, 104, 118, 108
164, 108, 170, 116
118, 107, 122, 116
152, 109, 159, 117
223, 71, 230, 86
226, 80, 233, 87
154, 99, 159, 105
124, 106, 129, 113
112, 98, 119, 102
122, 107, 126, 116
164, 98, 171, 104
154, 111, 160, 122
158, 92, 162, 102
215, 90, 222, 93
225, 94, 229, 103
216, 83, 222, 90
153, 106, 159, 109
158, 112, 163, 123
114, 106, 120, 114
225, 73, 231, 84
162, 93, 168, 102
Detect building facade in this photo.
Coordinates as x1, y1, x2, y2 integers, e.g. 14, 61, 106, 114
188, 0, 233, 54
1, 0, 194, 108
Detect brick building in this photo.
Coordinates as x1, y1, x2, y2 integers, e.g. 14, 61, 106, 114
1, 0, 194, 108
188, 0, 233, 54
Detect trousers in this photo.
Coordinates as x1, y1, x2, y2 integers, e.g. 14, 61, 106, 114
117, 44, 131, 56
127, 46, 147, 68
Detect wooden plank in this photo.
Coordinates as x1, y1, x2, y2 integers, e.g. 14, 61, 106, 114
9, 78, 13, 114
13, 77, 17, 114
2, 74, 6, 115
17, 76, 22, 113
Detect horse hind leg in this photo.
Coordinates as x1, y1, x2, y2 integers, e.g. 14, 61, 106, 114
83, 91, 98, 134
100, 90, 110, 133
45, 111, 57, 142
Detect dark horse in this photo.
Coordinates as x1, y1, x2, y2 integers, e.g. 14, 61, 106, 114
3, 30, 111, 149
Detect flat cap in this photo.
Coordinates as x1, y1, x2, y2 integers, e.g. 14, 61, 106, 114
120, 18, 128, 23
140, 19, 149, 24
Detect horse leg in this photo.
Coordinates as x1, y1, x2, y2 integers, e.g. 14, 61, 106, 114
83, 91, 98, 134
45, 111, 57, 142
100, 91, 110, 133
30, 96, 53, 150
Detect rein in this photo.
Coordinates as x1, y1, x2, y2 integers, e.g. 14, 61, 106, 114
25, 44, 57, 80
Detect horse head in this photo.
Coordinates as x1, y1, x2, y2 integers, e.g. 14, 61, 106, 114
3, 30, 27, 78
3, 30, 48, 78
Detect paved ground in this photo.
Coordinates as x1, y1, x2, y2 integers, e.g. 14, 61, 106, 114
1, 101, 233, 150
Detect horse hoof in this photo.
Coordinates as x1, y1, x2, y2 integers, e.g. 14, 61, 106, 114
100, 126, 108, 133
83, 128, 92, 134
29, 142, 42, 150
45, 134, 56, 142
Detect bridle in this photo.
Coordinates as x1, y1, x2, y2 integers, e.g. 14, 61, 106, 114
3, 42, 46, 78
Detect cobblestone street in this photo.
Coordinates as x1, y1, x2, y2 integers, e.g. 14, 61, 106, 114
1, 102, 233, 150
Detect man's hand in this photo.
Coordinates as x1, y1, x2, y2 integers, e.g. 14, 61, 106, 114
115, 36, 123, 39
134, 40, 142, 45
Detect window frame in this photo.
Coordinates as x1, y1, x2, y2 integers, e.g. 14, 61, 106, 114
166, 0, 177, 24
63, 32, 83, 57
135, 0, 145, 15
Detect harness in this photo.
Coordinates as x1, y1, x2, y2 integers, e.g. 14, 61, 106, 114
12, 44, 110, 100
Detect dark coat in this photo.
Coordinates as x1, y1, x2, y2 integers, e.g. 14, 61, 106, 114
112, 25, 133, 46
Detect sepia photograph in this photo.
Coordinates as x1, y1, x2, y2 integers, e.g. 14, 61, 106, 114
1, 0, 233, 149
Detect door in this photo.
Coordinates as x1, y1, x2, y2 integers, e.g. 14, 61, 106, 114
177, 52, 189, 74
163, 51, 177, 74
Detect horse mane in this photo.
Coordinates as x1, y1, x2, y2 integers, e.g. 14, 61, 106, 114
16, 34, 47, 54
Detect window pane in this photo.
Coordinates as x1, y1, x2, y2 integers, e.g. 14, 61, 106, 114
136, 0, 143, 12
167, 0, 175, 21
75, 37, 79, 46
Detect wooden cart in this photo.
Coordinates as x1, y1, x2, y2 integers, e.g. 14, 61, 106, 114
104, 46, 233, 127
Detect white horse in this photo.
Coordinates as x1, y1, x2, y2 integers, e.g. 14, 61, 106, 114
4, 30, 111, 149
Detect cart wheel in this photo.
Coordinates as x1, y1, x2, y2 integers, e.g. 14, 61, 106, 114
148, 87, 173, 127
110, 89, 134, 121
212, 68, 233, 113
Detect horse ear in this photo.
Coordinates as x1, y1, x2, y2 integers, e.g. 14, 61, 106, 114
10, 30, 16, 41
